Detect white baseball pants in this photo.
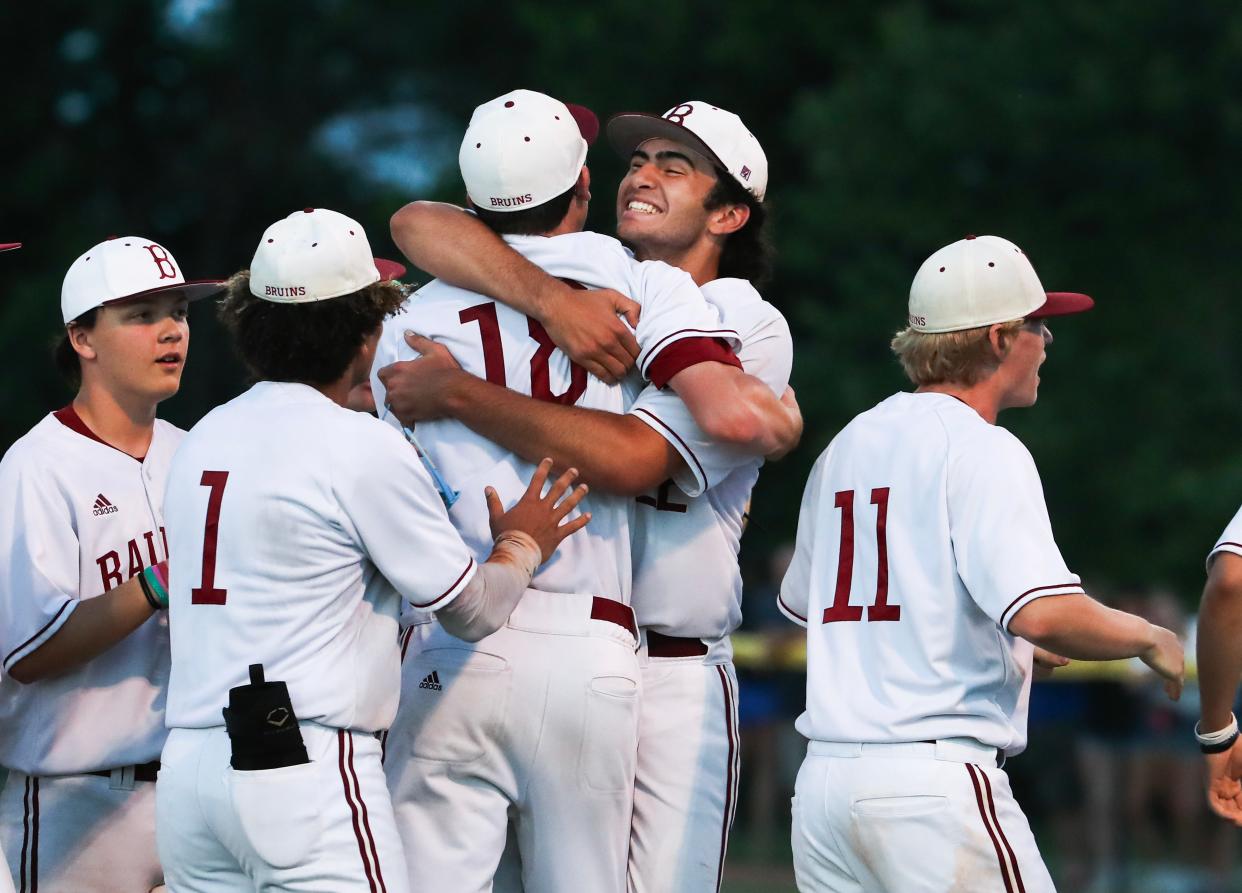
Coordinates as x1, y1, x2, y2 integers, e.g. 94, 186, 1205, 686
384, 591, 641, 893
0, 767, 161, 892
157, 723, 407, 893
791, 740, 1055, 892
628, 651, 740, 893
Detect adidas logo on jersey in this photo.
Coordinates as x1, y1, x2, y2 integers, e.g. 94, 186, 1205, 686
92, 494, 119, 516
418, 671, 442, 692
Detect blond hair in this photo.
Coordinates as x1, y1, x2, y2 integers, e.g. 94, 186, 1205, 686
890, 319, 1023, 387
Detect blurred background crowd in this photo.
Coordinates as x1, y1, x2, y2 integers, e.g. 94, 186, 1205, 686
2, 1, 1240, 890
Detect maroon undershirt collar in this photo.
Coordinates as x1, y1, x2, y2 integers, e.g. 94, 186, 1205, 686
53, 405, 147, 462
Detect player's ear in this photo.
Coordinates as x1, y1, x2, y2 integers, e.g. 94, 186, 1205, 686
67, 322, 98, 361
573, 166, 591, 203
707, 201, 750, 237
987, 324, 1011, 361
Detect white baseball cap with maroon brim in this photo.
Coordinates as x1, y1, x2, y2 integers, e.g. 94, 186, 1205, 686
907, 235, 1093, 333
458, 89, 599, 214
249, 208, 405, 304
607, 100, 768, 201
61, 237, 224, 324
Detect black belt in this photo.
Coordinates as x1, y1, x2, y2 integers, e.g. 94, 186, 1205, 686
88, 760, 160, 783
647, 631, 709, 658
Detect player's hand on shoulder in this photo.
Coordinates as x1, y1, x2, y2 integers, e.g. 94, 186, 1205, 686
540, 285, 640, 384
486, 458, 590, 563
1140, 623, 1185, 700
376, 332, 463, 426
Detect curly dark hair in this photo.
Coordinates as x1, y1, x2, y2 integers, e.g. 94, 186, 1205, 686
52, 308, 99, 388
218, 272, 408, 385
704, 171, 773, 288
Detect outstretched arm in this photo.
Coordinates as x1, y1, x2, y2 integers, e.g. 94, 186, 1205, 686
390, 201, 640, 382
1009, 593, 1183, 699
378, 335, 683, 495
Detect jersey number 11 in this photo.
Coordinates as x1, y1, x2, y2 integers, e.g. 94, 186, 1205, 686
823, 487, 900, 624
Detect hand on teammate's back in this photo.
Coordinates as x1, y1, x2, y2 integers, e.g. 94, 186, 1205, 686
1140, 624, 1186, 700
376, 332, 464, 426
487, 458, 591, 563
540, 285, 640, 384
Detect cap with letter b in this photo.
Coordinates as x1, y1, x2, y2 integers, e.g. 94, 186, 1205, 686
907, 235, 1094, 333
248, 208, 406, 304
607, 100, 768, 201
61, 237, 224, 325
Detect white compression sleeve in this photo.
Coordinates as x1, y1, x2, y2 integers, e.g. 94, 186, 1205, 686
435, 531, 542, 642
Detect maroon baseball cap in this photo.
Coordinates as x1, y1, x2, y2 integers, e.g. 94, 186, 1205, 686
0, 243, 20, 252
1027, 291, 1095, 319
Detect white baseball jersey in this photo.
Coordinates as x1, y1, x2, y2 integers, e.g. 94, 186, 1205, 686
628, 278, 793, 641
1209, 506, 1242, 568
780, 392, 1084, 755
0, 408, 180, 775
370, 230, 740, 609
163, 381, 476, 732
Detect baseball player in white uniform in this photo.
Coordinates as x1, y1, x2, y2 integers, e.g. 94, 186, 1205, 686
157, 208, 588, 893
780, 235, 1184, 892
0, 237, 221, 892
379, 100, 789, 892
373, 91, 797, 893
1194, 507, 1242, 821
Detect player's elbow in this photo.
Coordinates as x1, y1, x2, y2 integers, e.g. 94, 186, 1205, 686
698, 402, 765, 450
6, 658, 43, 684
389, 202, 437, 257
1007, 600, 1059, 647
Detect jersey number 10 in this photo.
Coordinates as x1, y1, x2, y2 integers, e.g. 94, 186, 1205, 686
823, 487, 900, 624
460, 303, 587, 405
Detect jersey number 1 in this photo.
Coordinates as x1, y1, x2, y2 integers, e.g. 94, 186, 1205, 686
191, 470, 229, 605
822, 487, 899, 623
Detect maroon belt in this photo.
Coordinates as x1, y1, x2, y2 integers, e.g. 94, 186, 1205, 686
88, 760, 160, 783
647, 630, 709, 658
590, 597, 637, 639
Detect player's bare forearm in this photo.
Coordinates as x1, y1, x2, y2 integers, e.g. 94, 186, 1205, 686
1010, 593, 1184, 698
1011, 594, 1161, 659
7, 573, 157, 683
440, 373, 681, 495
390, 201, 560, 317
1198, 554, 1242, 730
669, 363, 802, 457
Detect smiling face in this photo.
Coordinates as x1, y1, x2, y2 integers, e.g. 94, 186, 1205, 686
71, 292, 190, 405
997, 319, 1052, 409
615, 137, 723, 260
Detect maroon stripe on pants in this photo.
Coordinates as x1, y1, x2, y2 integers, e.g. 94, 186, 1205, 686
346, 732, 388, 893
714, 666, 737, 892
19, 776, 31, 893
339, 730, 379, 892
966, 764, 1013, 893
979, 767, 1026, 892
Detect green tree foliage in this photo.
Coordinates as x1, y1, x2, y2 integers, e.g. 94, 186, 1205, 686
1, 0, 1238, 595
